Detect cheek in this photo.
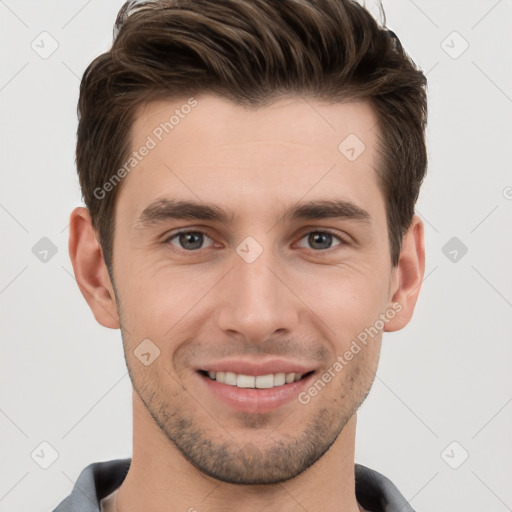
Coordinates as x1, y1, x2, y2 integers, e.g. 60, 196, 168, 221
116, 261, 220, 342
300, 263, 390, 342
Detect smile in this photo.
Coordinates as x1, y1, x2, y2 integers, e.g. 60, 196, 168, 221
196, 369, 317, 413
200, 370, 313, 389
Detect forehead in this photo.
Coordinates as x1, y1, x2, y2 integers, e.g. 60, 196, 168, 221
132, 94, 380, 160
116, 94, 384, 224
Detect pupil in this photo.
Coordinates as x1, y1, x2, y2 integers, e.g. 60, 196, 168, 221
180, 232, 202, 250
310, 232, 331, 250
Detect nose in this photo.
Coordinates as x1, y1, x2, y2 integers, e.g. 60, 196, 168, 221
216, 245, 300, 343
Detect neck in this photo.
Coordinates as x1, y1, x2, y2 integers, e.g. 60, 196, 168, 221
116, 391, 364, 512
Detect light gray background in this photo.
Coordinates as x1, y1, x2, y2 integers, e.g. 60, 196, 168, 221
1, 1, 511, 511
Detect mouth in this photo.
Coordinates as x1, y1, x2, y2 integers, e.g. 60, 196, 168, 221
196, 369, 317, 413
198, 369, 315, 389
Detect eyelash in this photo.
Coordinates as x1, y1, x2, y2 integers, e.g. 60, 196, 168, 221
163, 228, 349, 254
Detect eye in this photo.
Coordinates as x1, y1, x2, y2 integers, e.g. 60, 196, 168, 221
165, 230, 214, 251
296, 230, 344, 251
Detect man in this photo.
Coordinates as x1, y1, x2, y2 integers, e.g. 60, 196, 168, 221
55, 0, 427, 510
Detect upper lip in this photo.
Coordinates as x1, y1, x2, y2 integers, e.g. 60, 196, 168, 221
196, 358, 318, 376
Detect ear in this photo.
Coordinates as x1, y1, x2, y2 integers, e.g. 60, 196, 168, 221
384, 214, 425, 332
68, 206, 120, 329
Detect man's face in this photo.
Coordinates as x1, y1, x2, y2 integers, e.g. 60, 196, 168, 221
110, 94, 398, 484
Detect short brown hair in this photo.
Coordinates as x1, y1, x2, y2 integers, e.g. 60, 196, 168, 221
76, 0, 427, 274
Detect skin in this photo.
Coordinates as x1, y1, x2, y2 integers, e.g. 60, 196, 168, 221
69, 94, 425, 512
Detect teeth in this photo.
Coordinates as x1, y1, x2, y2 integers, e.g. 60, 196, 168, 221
255, 374, 273, 388
224, 372, 237, 385
274, 373, 286, 386
205, 371, 305, 388
237, 374, 255, 388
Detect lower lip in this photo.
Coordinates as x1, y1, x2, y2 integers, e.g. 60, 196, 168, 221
197, 371, 316, 413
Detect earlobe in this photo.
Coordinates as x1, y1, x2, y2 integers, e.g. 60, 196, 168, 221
68, 207, 120, 329
384, 214, 425, 332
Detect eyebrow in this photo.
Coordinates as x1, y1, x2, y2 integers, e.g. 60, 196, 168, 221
134, 198, 371, 230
